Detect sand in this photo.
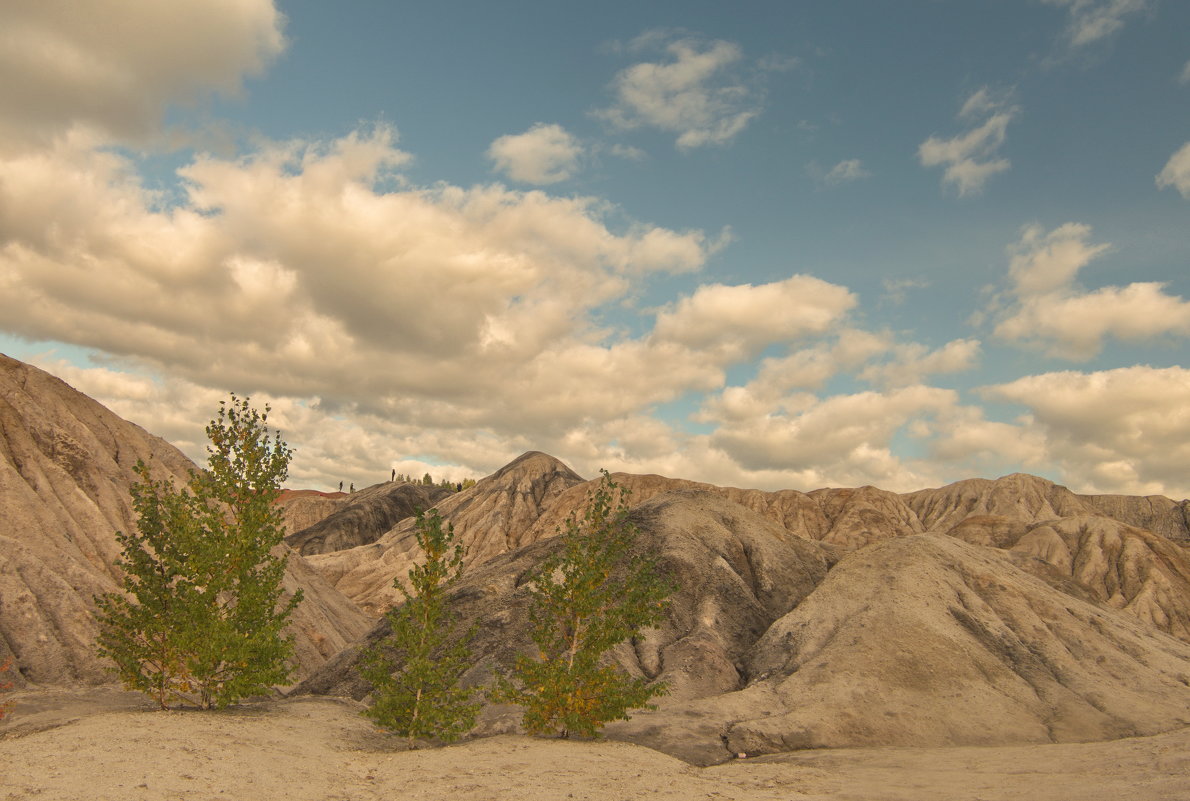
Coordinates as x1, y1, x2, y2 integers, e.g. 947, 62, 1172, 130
1, 688, 1187, 801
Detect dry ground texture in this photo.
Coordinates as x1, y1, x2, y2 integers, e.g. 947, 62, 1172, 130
1, 690, 1188, 801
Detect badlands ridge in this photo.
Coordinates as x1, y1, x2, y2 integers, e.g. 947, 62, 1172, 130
1, 352, 1188, 782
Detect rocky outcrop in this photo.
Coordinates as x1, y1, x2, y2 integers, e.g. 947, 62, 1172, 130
285, 482, 451, 555
306, 452, 585, 614
0, 355, 371, 687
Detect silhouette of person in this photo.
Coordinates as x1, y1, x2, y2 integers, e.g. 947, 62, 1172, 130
339, 481, 343, 492
391, 468, 396, 482
350, 483, 355, 493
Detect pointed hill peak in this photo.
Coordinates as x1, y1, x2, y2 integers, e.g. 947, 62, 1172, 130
479, 451, 583, 487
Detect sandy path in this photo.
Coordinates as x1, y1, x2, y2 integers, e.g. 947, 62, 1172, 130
1, 693, 1187, 801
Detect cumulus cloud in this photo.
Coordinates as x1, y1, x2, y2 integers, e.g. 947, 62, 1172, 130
651, 276, 856, 358
0, 120, 894, 487
487, 123, 583, 184
918, 87, 1018, 196
1156, 141, 1190, 198
985, 366, 1190, 497
987, 223, 1190, 359
0, 0, 285, 148
695, 330, 889, 423
1040, 0, 1149, 49
706, 384, 961, 489
859, 339, 981, 388
595, 32, 760, 150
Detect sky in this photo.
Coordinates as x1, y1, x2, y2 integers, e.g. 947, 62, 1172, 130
2, 0, 1189, 498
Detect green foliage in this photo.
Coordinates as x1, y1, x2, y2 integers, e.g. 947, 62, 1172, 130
495, 471, 673, 738
359, 509, 479, 746
95, 395, 302, 710
0, 658, 13, 720
422, 472, 434, 486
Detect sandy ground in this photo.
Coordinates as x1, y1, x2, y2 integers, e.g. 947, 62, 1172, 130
1, 688, 1188, 801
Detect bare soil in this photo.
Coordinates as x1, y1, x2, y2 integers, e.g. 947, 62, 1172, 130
1, 687, 1187, 801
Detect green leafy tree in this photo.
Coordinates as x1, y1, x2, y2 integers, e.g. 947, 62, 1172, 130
495, 471, 673, 738
359, 509, 479, 746
96, 395, 302, 709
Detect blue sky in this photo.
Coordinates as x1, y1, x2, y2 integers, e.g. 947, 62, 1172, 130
2, 0, 1189, 497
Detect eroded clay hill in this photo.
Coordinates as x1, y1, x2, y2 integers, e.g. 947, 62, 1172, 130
0, 355, 372, 687
285, 482, 452, 556
295, 452, 1190, 647
305, 452, 585, 614
296, 489, 1190, 765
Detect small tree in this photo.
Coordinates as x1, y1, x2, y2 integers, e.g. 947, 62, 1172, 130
495, 471, 673, 738
96, 395, 302, 709
359, 509, 479, 746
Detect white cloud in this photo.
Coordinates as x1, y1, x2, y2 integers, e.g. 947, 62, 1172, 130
918, 88, 1018, 196
651, 276, 856, 358
988, 223, 1190, 359
706, 384, 961, 490
1041, 0, 1148, 49
1156, 141, 1190, 198
595, 32, 760, 151
487, 123, 583, 185
823, 159, 870, 186
1006, 222, 1110, 295
0, 0, 285, 148
0, 126, 722, 434
858, 339, 981, 388
985, 366, 1190, 497
696, 330, 890, 425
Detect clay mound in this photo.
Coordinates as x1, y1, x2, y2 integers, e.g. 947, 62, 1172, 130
1002, 515, 1190, 642
902, 473, 1093, 534
614, 533, 1190, 764
294, 490, 829, 705
285, 482, 451, 555
807, 485, 924, 551
525, 475, 929, 559
516, 473, 828, 551
0, 355, 371, 686
306, 451, 584, 613
1077, 493, 1190, 544
276, 489, 348, 535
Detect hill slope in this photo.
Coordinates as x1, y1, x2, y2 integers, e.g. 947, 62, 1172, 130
0, 354, 371, 687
